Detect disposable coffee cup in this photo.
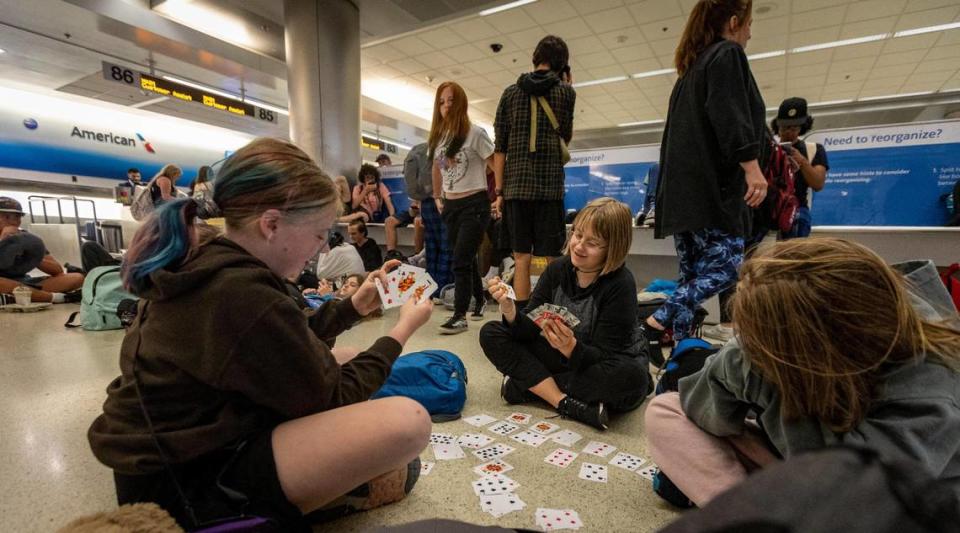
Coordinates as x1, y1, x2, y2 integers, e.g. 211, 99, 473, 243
13, 286, 32, 306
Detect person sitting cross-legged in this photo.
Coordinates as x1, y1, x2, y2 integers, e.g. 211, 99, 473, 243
479, 198, 651, 430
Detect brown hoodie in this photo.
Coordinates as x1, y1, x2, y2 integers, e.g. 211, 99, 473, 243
88, 238, 401, 475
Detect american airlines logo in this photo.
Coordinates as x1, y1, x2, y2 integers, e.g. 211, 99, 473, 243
70, 126, 156, 154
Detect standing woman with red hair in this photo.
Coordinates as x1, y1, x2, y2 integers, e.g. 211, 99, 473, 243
430, 81, 496, 335
642, 0, 768, 352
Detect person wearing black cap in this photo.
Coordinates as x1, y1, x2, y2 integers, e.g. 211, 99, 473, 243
771, 96, 829, 239
0, 197, 84, 303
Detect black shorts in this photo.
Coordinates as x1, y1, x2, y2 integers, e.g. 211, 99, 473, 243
113, 430, 307, 531
390, 210, 416, 227
504, 199, 566, 257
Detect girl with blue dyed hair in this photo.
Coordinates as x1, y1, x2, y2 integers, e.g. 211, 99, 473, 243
88, 138, 434, 531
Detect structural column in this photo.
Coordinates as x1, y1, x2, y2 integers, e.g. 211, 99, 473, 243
283, 0, 361, 181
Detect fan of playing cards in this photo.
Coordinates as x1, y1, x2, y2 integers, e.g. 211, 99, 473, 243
527, 303, 581, 328
375, 264, 438, 309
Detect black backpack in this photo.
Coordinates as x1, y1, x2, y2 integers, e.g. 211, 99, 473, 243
658, 446, 960, 533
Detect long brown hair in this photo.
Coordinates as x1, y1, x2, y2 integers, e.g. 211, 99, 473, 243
733, 238, 960, 433
674, 0, 752, 77
427, 81, 470, 161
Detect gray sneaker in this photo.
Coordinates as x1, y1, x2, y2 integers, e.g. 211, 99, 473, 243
702, 323, 734, 342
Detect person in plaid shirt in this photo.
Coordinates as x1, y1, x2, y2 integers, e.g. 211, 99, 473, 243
493, 35, 576, 308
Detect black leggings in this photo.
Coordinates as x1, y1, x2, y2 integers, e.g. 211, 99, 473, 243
479, 320, 649, 412
441, 192, 490, 316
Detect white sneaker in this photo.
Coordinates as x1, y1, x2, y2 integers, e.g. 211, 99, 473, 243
702, 323, 734, 342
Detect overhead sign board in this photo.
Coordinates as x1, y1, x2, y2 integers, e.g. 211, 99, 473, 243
101, 61, 277, 123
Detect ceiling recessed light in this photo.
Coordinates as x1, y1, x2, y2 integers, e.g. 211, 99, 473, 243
0, 48, 6, 54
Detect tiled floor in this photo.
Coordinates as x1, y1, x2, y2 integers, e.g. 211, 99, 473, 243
0, 302, 681, 532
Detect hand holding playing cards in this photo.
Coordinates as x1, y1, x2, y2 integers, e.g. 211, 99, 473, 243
389, 293, 433, 345
351, 259, 402, 315
487, 276, 517, 323
542, 319, 577, 358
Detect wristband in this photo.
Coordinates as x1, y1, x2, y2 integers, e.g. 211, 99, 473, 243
495, 188, 503, 196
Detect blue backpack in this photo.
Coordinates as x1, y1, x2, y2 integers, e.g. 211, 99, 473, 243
372, 350, 467, 422
655, 338, 720, 395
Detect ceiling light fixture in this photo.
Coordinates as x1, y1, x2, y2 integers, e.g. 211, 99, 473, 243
618, 119, 664, 127
858, 91, 934, 102
362, 132, 413, 150
631, 68, 676, 79
893, 21, 960, 38
153, 0, 255, 47
790, 33, 889, 54
573, 75, 629, 88
0, 48, 6, 54
808, 99, 854, 107
479, 0, 537, 16
748, 50, 786, 60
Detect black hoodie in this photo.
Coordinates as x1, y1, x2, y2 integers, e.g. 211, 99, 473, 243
494, 70, 576, 201
88, 238, 402, 474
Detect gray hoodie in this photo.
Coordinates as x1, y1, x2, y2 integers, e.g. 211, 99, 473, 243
680, 260, 960, 494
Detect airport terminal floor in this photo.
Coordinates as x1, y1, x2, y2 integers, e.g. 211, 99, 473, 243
1, 302, 681, 533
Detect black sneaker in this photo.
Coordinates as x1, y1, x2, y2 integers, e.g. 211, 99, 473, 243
641, 323, 665, 367
653, 470, 695, 508
500, 376, 533, 405
63, 289, 83, 304
557, 396, 608, 431
439, 315, 468, 335
469, 299, 485, 321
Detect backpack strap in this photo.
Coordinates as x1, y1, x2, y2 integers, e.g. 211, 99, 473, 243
529, 96, 563, 154
529, 96, 538, 153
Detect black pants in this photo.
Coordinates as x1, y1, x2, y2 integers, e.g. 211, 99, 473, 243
479, 321, 649, 412
81, 241, 121, 273
441, 192, 490, 316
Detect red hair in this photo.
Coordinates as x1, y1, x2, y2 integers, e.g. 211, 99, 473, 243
427, 81, 471, 161
675, 0, 752, 77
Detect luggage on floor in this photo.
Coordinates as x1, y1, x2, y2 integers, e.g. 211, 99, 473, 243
65, 265, 138, 330
372, 350, 467, 422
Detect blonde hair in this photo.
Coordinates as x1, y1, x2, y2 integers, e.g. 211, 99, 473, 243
733, 238, 960, 433
564, 197, 632, 276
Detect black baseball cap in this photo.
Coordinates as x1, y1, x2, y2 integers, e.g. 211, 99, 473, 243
0, 197, 25, 215
775, 97, 810, 127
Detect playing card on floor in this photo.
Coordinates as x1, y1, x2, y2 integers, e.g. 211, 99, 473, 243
463, 414, 498, 427
529, 420, 560, 435
507, 412, 533, 425
474, 443, 516, 461
432, 442, 465, 460
637, 463, 658, 481
473, 459, 514, 476
578, 462, 608, 483
544, 448, 578, 468
609, 451, 646, 472
420, 461, 435, 476
582, 440, 617, 457
480, 493, 526, 518
457, 433, 494, 450
550, 429, 583, 447
472, 474, 519, 496
429, 432, 456, 445
510, 429, 549, 447
535, 508, 583, 531
487, 421, 520, 436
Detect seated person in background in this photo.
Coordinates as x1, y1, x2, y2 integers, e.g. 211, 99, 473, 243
87, 138, 434, 531
189, 166, 214, 200
80, 240, 121, 273
351, 164, 394, 224
376, 153, 392, 167
316, 231, 365, 280
645, 238, 960, 508
0, 197, 84, 303
384, 201, 424, 260
480, 198, 651, 430
304, 274, 365, 303
150, 164, 183, 205
332, 175, 362, 223
126, 168, 142, 188
349, 220, 383, 273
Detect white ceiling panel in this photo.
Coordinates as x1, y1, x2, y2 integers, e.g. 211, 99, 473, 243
583, 7, 637, 34
521, 0, 580, 24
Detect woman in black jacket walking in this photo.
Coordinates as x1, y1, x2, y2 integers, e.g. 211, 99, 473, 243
643, 0, 767, 351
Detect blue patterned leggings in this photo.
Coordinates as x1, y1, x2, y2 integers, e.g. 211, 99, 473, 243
653, 229, 744, 340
